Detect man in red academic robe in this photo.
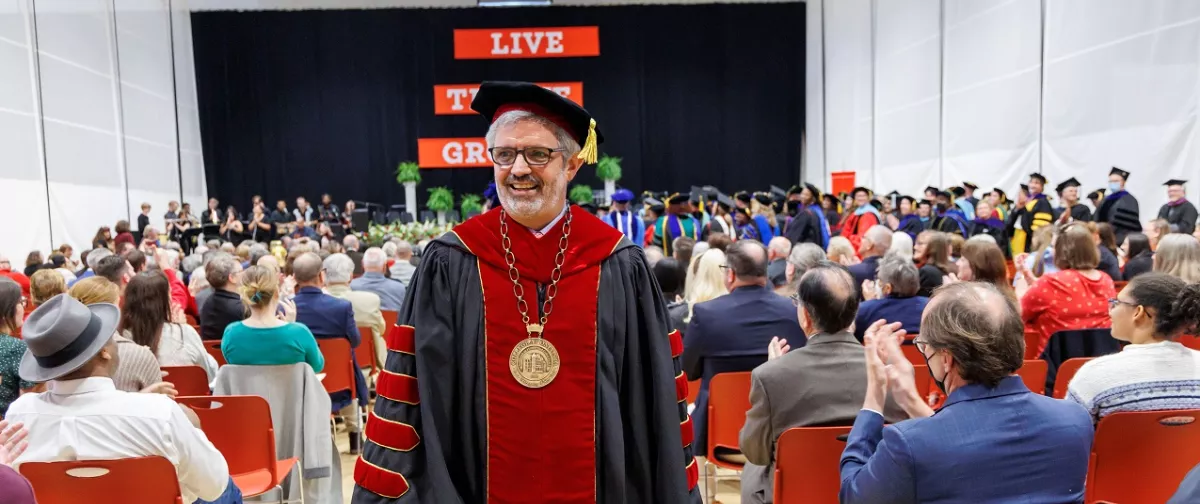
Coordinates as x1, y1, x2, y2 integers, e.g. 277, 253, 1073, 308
840, 187, 882, 254
353, 82, 700, 504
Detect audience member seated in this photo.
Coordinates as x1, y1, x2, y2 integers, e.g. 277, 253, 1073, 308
324, 253, 385, 367
0, 451, 36, 504
92, 225, 113, 251
765, 236, 791, 289
1092, 222, 1123, 282
654, 257, 685, 304
350, 247, 407, 312
342, 235, 365, 276
221, 265, 324, 373
1022, 223, 1117, 358
122, 272, 217, 382
47, 253, 75, 284
1154, 233, 1200, 283
956, 240, 1017, 301
683, 240, 806, 455
848, 225, 891, 299
1014, 224, 1059, 288
291, 252, 367, 454
113, 220, 135, 249
93, 254, 134, 294
68, 277, 165, 393
0, 278, 32, 416
1121, 232, 1154, 281
22, 252, 41, 278
156, 249, 196, 318
71, 247, 112, 286
856, 254, 927, 342
668, 249, 727, 334
8, 295, 240, 504
644, 246, 665, 268
779, 242, 826, 297
707, 232, 733, 253
1067, 273, 1200, 420
199, 254, 246, 341
388, 240, 417, 286
0, 256, 30, 298
913, 231, 952, 297
124, 248, 148, 274
839, 283, 1093, 503
888, 231, 914, 261
740, 261, 903, 504
826, 236, 856, 266
29, 269, 65, 310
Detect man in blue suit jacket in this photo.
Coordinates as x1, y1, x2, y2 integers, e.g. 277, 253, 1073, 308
683, 240, 806, 456
291, 252, 369, 454
841, 282, 1093, 504
846, 225, 891, 300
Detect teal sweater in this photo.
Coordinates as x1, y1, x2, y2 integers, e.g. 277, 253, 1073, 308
221, 321, 325, 373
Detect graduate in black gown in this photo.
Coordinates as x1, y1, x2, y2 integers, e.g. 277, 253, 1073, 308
1086, 188, 1105, 220
969, 198, 1010, 257
896, 195, 925, 240
1096, 167, 1141, 244
1053, 177, 1093, 224
354, 82, 700, 504
782, 184, 825, 247
1158, 179, 1198, 235
931, 191, 970, 238
962, 182, 980, 208
1012, 175, 1055, 255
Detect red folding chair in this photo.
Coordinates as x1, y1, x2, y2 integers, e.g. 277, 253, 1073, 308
202, 340, 226, 367
381, 309, 399, 333
686, 375, 700, 405
1015, 360, 1048, 395
1179, 335, 1200, 351
318, 338, 364, 444
160, 365, 210, 397
1087, 409, 1200, 504
1052, 357, 1092, 399
175, 396, 297, 502
1024, 328, 1042, 360
356, 325, 378, 377
704, 372, 752, 500
773, 426, 851, 504
21, 456, 184, 504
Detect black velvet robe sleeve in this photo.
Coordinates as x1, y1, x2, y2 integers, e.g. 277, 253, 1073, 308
1070, 204, 1093, 222
1108, 194, 1141, 242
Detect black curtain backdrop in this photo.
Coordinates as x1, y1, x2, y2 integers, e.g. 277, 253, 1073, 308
191, 3, 804, 211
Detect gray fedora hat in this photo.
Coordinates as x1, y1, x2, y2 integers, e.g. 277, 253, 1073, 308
19, 294, 120, 383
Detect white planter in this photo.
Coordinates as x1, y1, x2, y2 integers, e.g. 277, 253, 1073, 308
404, 182, 418, 219
437, 210, 447, 225
603, 180, 616, 203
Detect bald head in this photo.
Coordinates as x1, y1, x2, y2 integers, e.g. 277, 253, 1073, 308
292, 252, 324, 286
797, 261, 858, 333
863, 225, 893, 257
726, 240, 768, 281
767, 237, 792, 260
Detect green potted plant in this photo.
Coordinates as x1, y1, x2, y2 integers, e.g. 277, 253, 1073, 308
569, 185, 595, 206
460, 194, 483, 218
395, 161, 421, 220
596, 154, 623, 203
427, 186, 454, 225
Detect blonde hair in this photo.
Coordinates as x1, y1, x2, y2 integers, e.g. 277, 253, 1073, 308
235, 242, 252, 261
68, 277, 120, 305
1030, 224, 1057, 277
29, 269, 66, 307
683, 249, 728, 323
827, 236, 855, 264
239, 265, 279, 310
1154, 234, 1200, 283
750, 198, 777, 225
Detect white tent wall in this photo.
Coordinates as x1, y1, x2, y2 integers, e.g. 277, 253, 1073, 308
0, 0, 204, 259
807, 0, 1200, 223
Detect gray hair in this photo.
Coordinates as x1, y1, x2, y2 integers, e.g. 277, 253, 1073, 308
343, 234, 360, 251
485, 110, 582, 160
162, 241, 181, 252
87, 248, 113, 270
967, 234, 997, 246
219, 242, 235, 253
865, 225, 893, 253
381, 241, 397, 259
362, 247, 387, 270
644, 247, 665, 268
889, 232, 914, 261
878, 252, 920, 297
248, 244, 271, 266
394, 240, 413, 258
323, 253, 355, 284
767, 236, 792, 258
180, 254, 203, 275
205, 253, 241, 289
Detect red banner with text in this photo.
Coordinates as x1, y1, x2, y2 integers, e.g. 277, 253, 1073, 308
453, 26, 600, 59
433, 82, 583, 115
418, 138, 492, 168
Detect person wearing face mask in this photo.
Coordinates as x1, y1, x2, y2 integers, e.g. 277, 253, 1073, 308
782, 184, 826, 248
1157, 179, 1197, 235
1096, 167, 1141, 244
353, 82, 703, 503
930, 191, 969, 239
1010, 174, 1055, 256
839, 282, 1093, 503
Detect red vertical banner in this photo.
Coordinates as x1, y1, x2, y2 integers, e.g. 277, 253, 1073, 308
454, 26, 600, 59
830, 172, 856, 196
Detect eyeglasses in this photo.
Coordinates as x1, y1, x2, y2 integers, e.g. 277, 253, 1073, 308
1108, 298, 1139, 311
913, 339, 934, 355
789, 292, 801, 307
489, 147, 565, 167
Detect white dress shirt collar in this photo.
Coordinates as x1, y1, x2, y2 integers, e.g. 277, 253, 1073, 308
527, 205, 570, 238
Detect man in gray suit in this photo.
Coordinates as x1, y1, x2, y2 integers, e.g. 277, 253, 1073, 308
739, 261, 905, 504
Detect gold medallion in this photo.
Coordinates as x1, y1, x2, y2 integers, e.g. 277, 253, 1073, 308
509, 337, 561, 389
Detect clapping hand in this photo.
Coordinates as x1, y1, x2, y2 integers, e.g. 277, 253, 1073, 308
0, 420, 29, 467
942, 273, 959, 285
875, 328, 937, 419
861, 320, 901, 412
862, 280, 879, 301
767, 336, 791, 361
278, 297, 297, 322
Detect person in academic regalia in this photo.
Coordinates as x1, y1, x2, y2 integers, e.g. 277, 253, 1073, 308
1054, 177, 1093, 224
643, 196, 665, 248
989, 188, 1011, 222
1011, 175, 1055, 255
689, 187, 712, 241
1096, 167, 1142, 244
354, 81, 701, 504
931, 191, 970, 238
748, 193, 780, 245
841, 187, 882, 252
1158, 179, 1198, 235
782, 184, 828, 247
707, 192, 737, 238
652, 193, 701, 256
950, 186, 975, 220
970, 199, 1010, 257
916, 200, 934, 229
603, 188, 644, 246
734, 191, 752, 211
1086, 188, 1105, 220
963, 182, 980, 208
734, 207, 760, 243
822, 193, 844, 235
896, 196, 926, 241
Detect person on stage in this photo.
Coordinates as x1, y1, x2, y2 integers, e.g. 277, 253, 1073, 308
318, 193, 339, 223
970, 200, 1009, 257
896, 196, 925, 240
822, 193, 844, 236
652, 193, 701, 256
707, 192, 737, 239
353, 81, 700, 504
747, 193, 780, 245
949, 186, 975, 219
841, 187, 882, 251
989, 188, 1010, 221
1011, 174, 1054, 255
1158, 179, 1197, 235
962, 182, 980, 208
603, 188, 644, 246
1086, 188, 1105, 219
782, 184, 826, 247
1054, 177, 1092, 224
931, 191, 970, 238
1096, 167, 1141, 244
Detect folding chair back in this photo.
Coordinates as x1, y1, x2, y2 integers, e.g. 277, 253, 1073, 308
356, 325, 378, 375
1052, 357, 1093, 399
318, 338, 357, 401
1016, 360, 1048, 395
203, 340, 226, 367
175, 395, 297, 498
1087, 409, 1200, 504
160, 365, 210, 397
21, 456, 184, 504
706, 371, 752, 470
773, 426, 852, 504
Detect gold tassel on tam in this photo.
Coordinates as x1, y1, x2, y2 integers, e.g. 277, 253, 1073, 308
577, 119, 599, 164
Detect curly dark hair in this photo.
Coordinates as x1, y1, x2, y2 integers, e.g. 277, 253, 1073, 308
1125, 272, 1200, 339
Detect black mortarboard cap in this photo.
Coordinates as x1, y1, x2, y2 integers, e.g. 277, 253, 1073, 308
950, 186, 965, 197
1020, 184, 1030, 192
753, 192, 773, 205
1087, 189, 1106, 200
471, 81, 602, 163
787, 185, 803, 196
1165, 179, 1188, 186
937, 190, 953, 200
690, 186, 705, 204
963, 182, 979, 190
700, 185, 719, 198
734, 191, 752, 204
770, 185, 787, 198
885, 190, 901, 199
869, 200, 884, 211
992, 188, 1008, 202
1055, 177, 1081, 194
1110, 167, 1130, 180
643, 197, 664, 212
716, 192, 735, 210
1029, 173, 1047, 184
667, 193, 689, 205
